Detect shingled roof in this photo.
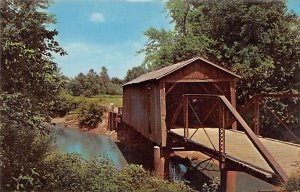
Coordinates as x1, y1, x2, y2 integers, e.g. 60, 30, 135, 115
124, 57, 240, 86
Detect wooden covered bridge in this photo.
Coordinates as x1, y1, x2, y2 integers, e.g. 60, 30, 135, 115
116, 57, 300, 191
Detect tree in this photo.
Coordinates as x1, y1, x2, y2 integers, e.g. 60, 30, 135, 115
139, 0, 300, 141
0, 0, 65, 189
111, 77, 124, 85
67, 72, 87, 96
86, 69, 101, 96
140, 0, 300, 102
124, 65, 147, 83
1, 0, 66, 128
97, 66, 109, 94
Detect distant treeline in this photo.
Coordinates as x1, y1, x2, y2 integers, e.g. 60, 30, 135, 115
61, 65, 147, 97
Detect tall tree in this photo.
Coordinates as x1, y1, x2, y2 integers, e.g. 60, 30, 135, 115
124, 65, 147, 83
0, 0, 65, 189
99, 66, 110, 93
1, 0, 66, 128
140, 0, 300, 103
139, 0, 300, 141
86, 69, 100, 96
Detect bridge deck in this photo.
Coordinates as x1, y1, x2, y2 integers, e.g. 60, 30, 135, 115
170, 128, 300, 176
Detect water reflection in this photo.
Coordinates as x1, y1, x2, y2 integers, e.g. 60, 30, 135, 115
172, 154, 276, 192
52, 126, 127, 169
52, 126, 277, 191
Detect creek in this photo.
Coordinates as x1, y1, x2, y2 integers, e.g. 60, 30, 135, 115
52, 126, 127, 169
53, 126, 276, 191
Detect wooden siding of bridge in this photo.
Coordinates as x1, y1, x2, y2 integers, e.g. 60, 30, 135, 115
160, 60, 235, 84
123, 83, 163, 144
122, 58, 239, 146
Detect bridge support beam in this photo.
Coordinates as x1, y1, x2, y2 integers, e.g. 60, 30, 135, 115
154, 146, 165, 179
220, 166, 228, 192
220, 169, 237, 192
230, 81, 237, 130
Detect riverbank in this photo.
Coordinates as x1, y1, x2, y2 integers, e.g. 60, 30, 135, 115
51, 112, 118, 141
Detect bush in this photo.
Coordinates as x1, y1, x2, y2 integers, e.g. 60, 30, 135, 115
281, 169, 300, 192
0, 122, 53, 191
49, 92, 86, 117
36, 152, 194, 192
106, 83, 123, 95
77, 100, 106, 129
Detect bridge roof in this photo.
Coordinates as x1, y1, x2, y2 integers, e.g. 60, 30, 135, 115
124, 57, 241, 86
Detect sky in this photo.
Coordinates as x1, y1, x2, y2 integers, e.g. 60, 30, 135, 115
49, 0, 172, 79
49, 0, 300, 79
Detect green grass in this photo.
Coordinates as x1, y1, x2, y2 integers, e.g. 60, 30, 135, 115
91, 95, 123, 107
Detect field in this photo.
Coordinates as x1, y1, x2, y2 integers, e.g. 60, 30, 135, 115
89, 95, 123, 107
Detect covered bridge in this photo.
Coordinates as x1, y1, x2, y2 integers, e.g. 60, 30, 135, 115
122, 57, 240, 147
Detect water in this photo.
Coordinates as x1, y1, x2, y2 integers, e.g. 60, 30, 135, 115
52, 126, 127, 169
172, 154, 276, 192
52, 126, 276, 191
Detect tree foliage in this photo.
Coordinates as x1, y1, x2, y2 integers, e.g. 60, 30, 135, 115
77, 99, 106, 129
34, 153, 194, 192
124, 65, 147, 83
140, 0, 300, 102
0, 0, 64, 189
66, 67, 123, 96
139, 0, 300, 141
0, 0, 66, 129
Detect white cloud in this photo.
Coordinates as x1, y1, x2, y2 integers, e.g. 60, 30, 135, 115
89, 12, 105, 23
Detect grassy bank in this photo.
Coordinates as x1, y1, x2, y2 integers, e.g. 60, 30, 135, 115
92, 94, 123, 107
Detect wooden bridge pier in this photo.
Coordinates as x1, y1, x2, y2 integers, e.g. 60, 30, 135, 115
153, 146, 165, 179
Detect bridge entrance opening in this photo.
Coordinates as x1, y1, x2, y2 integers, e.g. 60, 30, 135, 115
165, 82, 232, 130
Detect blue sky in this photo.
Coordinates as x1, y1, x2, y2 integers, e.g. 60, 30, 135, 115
49, 0, 171, 79
49, 0, 299, 79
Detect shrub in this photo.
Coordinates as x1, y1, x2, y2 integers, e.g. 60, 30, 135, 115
37, 152, 194, 192
49, 92, 86, 117
0, 122, 53, 191
77, 100, 106, 129
281, 169, 300, 192
106, 83, 123, 95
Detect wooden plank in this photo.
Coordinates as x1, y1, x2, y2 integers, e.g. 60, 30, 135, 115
199, 84, 210, 94
166, 83, 177, 95
160, 82, 167, 146
212, 82, 224, 94
155, 84, 162, 144
219, 96, 289, 182
165, 79, 233, 83
170, 128, 300, 184
229, 81, 237, 129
